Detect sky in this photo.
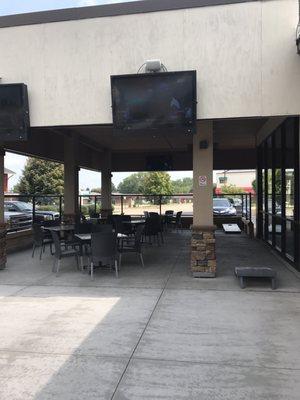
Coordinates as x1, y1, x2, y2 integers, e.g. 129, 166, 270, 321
1, 0, 194, 191
0, 0, 137, 16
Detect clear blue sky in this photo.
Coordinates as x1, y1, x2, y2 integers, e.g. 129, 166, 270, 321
0, 0, 136, 16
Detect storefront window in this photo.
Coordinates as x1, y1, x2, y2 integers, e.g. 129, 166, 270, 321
257, 117, 299, 269
285, 119, 295, 260
274, 128, 282, 250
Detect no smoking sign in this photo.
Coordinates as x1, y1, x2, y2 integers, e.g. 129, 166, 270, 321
199, 175, 207, 187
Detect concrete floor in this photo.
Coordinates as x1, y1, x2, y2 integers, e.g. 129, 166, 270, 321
1, 231, 300, 399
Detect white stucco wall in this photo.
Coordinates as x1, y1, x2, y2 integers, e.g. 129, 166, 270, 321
0, 0, 299, 126
216, 170, 256, 188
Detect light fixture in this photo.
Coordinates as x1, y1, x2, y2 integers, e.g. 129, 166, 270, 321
137, 60, 168, 73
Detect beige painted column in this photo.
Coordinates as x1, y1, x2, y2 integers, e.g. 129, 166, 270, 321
0, 148, 6, 269
101, 151, 112, 217
193, 121, 214, 226
64, 135, 79, 223
191, 121, 216, 277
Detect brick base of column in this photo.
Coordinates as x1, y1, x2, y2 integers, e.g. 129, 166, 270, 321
62, 213, 76, 224
191, 225, 216, 278
0, 223, 7, 270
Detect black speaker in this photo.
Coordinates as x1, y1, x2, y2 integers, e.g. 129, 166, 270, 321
199, 140, 208, 149
0, 83, 30, 141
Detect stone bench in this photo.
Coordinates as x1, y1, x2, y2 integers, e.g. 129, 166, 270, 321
235, 267, 277, 290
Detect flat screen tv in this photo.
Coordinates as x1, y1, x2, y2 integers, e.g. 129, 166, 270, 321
111, 71, 196, 134
146, 154, 173, 171
0, 83, 30, 141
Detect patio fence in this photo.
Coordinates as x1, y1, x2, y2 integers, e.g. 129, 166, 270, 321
4, 192, 253, 228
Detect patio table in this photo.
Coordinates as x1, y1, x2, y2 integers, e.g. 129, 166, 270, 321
44, 224, 75, 232
75, 233, 127, 242
123, 220, 145, 226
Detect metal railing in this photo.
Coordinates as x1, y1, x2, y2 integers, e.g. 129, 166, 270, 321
214, 193, 253, 221
4, 192, 253, 227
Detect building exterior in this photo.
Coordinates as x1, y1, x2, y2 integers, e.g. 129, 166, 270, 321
0, 0, 299, 273
215, 170, 256, 194
3, 168, 15, 193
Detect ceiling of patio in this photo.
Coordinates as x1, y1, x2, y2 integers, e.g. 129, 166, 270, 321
39, 116, 267, 154
4, 117, 268, 171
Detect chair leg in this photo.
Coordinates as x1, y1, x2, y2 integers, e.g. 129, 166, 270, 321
32, 243, 36, 258
160, 231, 164, 243
91, 261, 94, 280
39, 245, 43, 260
56, 259, 61, 276
75, 255, 79, 271
239, 276, 246, 289
115, 259, 119, 278
50, 243, 54, 255
139, 253, 144, 268
119, 253, 122, 268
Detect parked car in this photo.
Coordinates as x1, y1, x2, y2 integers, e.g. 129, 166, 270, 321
232, 198, 242, 207
4, 201, 60, 222
4, 210, 32, 232
213, 198, 237, 216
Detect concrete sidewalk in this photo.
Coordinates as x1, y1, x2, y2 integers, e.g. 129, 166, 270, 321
0, 231, 300, 399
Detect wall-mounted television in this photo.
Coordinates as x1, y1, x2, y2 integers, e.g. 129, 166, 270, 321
146, 154, 173, 171
0, 83, 30, 141
111, 71, 196, 134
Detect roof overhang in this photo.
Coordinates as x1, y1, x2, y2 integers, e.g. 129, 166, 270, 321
0, 0, 260, 29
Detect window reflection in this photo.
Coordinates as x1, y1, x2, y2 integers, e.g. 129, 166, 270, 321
258, 117, 298, 266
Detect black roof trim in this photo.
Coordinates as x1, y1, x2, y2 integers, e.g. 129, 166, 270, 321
0, 0, 259, 29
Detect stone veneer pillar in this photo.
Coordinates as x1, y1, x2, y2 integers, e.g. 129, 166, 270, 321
192, 121, 216, 277
191, 225, 216, 278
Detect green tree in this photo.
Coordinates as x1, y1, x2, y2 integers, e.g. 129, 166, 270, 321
14, 158, 64, 195
91, 182, 117, 193
117, 173, 146, 194
220, 184, 245, 194
171, 177, 193, 194
252, 170, 282, 195
143, 172, 173, 196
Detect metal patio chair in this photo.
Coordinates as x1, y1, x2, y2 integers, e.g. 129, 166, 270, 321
170, 211, 183, 231
119, 224, 145, 268
144, 216, 161, 245
90, 231, 119, 280
51, 230, 80, 276
32, 223, 53, 260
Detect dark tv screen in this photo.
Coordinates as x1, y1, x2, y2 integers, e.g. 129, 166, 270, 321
0, 84, 30, 141
146, 154, 173, 171
111, 71, 196, 134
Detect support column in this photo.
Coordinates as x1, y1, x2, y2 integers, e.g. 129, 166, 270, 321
101, 151, 112, 217
0, 148, 6, 269
191, 121, 216, 278
64, 136, 79, 224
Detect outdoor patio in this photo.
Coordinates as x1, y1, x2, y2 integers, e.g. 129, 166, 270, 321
0, 231, 300, 399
